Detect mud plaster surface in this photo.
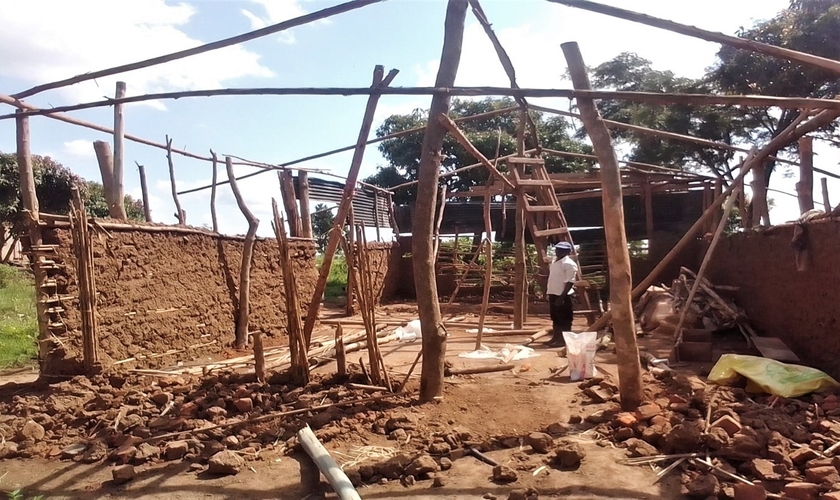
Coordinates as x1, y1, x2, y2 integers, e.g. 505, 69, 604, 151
42, 227, 318, 373
707, 220, 840, 378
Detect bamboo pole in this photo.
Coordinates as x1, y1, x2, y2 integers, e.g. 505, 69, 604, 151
563, 41, 643, 411
135, 162, 152, 222
13, 88, 840, 119
112, 81, 127, 219
165, 136, 186, 225
797, 137, 814, 214
70, 187, 100, 373
226, 156, 260, 348
253, 331, 265, 383
302, 66, 399, 347
587, 108, 840, 332
298, 171, 313, 239
210, 150, 219, 232
548, 0, 840, 76
822, 177, 832, 211
475, 180, 493, 351
272, 200, 309, 384
278, 170, 301, 237
673, 182, 743, 349
414, 0, 468, 403
12, 0, 389, 99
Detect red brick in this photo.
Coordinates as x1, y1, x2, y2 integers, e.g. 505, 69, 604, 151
733, 483, 766, 500
710, 415, 742, 437
785, 482, 820, 500
614, 413, 638, 428
790, 447, 820, 466
635, 404, 661, 421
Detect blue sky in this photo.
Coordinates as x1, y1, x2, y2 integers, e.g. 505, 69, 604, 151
0, 0, 835, 236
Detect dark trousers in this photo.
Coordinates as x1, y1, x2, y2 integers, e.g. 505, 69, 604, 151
548, 294, 573, 333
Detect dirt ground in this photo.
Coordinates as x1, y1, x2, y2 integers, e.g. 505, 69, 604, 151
0, 305, 723, 499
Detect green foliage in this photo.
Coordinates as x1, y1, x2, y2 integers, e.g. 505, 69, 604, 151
0, 152, 146, 231
589, 53, 741, 178
0, 265, 37, 368
5, 490, 44, 500
316, 253, 348, 302
708, 0, 840, 180
311, 203, 336, 253
365, 98, 594, 204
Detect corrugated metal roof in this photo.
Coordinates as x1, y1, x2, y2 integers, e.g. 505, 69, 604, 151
295, 176, 391, 228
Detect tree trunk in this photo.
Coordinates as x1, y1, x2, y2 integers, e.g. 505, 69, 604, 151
562, 42, 644, 411
797, 136, 814, 214
413, 0, 468, 402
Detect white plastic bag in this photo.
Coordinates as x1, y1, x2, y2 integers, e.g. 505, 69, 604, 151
563, 331, 598, 381
395, 319, 422, 342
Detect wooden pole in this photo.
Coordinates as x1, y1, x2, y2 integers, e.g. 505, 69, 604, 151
335, 324, 346, 377
166, 136, 186, 225
513, 174, 527, 330
563, 41, 644, 411
298, 425, 362, 500
279, 170, 301, 237
673, 182, 743, 348
797, 136, 814, 214
711, 178, 723, 230
135, 161, 152, 222
272, 200, 310, 384
253, 331, 265, 383
414, 0, 468, 402
345, 206, 357, 317
373, 192, 382, 242
16, 111, 50, 360
750, 160, 770, 227
438, 115, 516, 191
112, 81, 127, 219
298, 171, 313, 239
475, 184, 493, 351
587, 110, 840, 332
387, 193, 400, 236
70, 187, 99, 373
92, 141, 120, 218
210, 150, 219, 232
643, 176, 654, 243
822, 177, 832, 211
548, 0, 840, 76
226, 156, 260, 348
433, 185, 448, 259
302, 65, 398, 347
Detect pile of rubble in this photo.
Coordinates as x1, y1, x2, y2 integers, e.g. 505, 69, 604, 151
577, 370, 840, 499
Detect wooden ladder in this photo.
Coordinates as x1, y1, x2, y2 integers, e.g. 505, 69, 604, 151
507, 157, 596, 324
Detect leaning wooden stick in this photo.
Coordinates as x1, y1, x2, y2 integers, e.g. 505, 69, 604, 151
166, 136, 186, 225
226, 156, 259, 349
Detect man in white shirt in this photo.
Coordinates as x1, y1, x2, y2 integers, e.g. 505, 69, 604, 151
546, 241, 578, 347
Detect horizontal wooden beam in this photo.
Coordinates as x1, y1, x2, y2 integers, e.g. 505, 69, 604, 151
547, 0, 840, 76
6, 88, 840, 120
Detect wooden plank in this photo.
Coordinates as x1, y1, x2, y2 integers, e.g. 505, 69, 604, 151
515, 179, 555, 186
532, 227, 568, 238
507, 157, 546, 165
525, 205, 561, 213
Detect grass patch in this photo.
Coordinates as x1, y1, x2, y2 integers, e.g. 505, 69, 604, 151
0, 265, 38, 368
316, 254, 348, 302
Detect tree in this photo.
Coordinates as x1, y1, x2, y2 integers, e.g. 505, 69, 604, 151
84, 181, 145, 221
310, 203, 335, 253
365, 97, 595, 204
708, 0, 840, 183
589, 52, 743, 180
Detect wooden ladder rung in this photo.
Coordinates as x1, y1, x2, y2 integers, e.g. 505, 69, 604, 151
515, 179, 554, 187
507, 157, 545, 165
45, 307, 65, 314
532, 227, 569, 238
525, 205, 560, 213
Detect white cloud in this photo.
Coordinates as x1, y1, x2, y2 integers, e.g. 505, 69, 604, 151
0, 0, 274, 108
62, 139, 96, 159
241, 0, 316, 45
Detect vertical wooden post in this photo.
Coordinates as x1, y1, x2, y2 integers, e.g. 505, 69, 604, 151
279, 170, 301, 237
702, 180, 713, 233
111, 81, 127, 219
70, 187, 99, 373
373, 191, 382, 242
475, 181, 493, 351
272, 201, 310, 384
17, 111, 51, 360
210, 150, 219, 232
750, 160, 770, 226
226, 156, 260, 349
345, 205, 357, 317
335, 324, 346, 377
643, 176, 654, 244
822, 177, 832, 211
797, 136, 814, 214
413, 0, 468, 402
513, 178, 527, 330
253, 331, 265, 383
563, 41, 644, 411
166, 136, 186, 225
711, 178, 723, 230
387, 193, 400, 236
433, 185, 448, 259
135, 162, 152, 222
298, 171, 313, 239
302, 65, 399, 347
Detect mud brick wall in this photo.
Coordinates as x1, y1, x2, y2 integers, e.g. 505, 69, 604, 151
707, 220, 840, 378
41, 226, 318, 375
362, 242, 402, 304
